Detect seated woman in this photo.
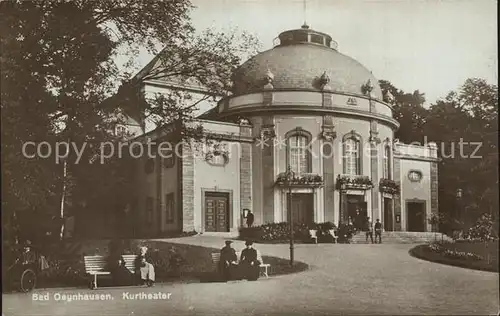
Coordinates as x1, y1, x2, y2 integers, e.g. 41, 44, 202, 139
134, 246, 155, 287
239, 241, 260, 281
107, 255, 134, 286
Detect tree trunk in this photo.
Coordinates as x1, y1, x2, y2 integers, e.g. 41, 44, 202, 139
59, 159, 67, 240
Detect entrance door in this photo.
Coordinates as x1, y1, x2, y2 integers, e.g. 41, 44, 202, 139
287, 193, 314, 224
347, 195, 367, 230
383, 198, 393, 231
205, 192, 230, 232
407, 201, 425, 232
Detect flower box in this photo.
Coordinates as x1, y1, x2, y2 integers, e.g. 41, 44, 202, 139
379, 178, 400, 195
275, 173, 324, 187
336, 175, 373, 190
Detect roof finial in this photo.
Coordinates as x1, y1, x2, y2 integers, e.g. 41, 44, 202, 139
302, 0, 309, 29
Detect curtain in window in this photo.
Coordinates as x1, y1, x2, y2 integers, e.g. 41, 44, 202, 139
383, 146, 391, 179
288, 135, 308, 175
343, 138, 360, 175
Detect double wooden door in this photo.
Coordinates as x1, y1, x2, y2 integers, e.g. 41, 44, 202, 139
407, 202, 425, 232
287, 193, 314, 224
205, 192, 230, 232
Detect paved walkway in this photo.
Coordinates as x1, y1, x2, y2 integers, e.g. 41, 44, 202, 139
3, 236, 499, 315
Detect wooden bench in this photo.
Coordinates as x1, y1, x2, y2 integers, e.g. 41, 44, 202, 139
83, 255, 137, 289
211, 251, 270, 278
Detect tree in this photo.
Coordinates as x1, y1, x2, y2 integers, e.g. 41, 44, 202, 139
1, 0, 260, 244
379, 80, 428, 143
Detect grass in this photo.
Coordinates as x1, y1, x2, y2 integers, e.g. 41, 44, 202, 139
410, 240, 498, 272
8, 239, 308, 291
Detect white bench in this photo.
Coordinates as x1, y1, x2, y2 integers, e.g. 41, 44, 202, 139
83, 255, 137, 289
211, 250, 270, 278
329, 229, 339, 243
309, 229, 318, 244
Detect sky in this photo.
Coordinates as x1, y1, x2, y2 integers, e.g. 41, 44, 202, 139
124, 0, 497, 106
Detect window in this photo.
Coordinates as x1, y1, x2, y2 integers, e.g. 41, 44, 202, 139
160, 146, 175, 168
408, 170, 422, 182
115, 124, 127, 137
383, 145, 391, 179
310, 34, 323, 45
294, 32, 308, 42
206, 143, 229, 166
165, 193, 175, 224
343, 137, 361, 175
146, 197, 153, 224
288, 135, 309, 175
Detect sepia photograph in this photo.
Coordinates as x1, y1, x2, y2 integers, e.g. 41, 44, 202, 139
1, 0, 498, 315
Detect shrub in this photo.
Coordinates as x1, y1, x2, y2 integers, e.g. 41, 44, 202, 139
239, 222, 337, 243
463, 213, 497, 242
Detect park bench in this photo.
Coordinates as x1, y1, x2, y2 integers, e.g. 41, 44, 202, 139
329, 229, 339, 243
83, 254, 138, 289
211, 250, 270, 278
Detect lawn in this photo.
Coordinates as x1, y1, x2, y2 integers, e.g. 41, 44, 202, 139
410, 240, 498, 272
9, 239, 308, 290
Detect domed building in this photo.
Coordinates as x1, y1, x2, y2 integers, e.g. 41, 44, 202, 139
130, 25, 439, 236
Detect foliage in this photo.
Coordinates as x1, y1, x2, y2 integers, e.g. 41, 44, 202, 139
379, 178, 400, 195
463, 213, 497, 242
380, 78, 498, 227
336, 175, 373, 190
239, 222, 337, 243
275, 173, 323, 186
1, 0, 260, 245
426, 243, 483, 261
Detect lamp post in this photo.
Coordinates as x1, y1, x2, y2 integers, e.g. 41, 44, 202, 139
285, 165, 295, 266
456, 188, 463, 227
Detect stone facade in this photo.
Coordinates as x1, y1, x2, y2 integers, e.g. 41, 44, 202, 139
129, 25, 440, 235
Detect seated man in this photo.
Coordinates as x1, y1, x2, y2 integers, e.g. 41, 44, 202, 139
219, 240, 238, 281
135, 246, 155, 287
239, 241, 260, 281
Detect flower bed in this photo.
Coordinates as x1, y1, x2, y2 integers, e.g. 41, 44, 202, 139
409, 240, 498, 272
239, 222, 337, 243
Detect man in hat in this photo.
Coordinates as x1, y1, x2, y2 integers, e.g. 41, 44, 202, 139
374, 219, 383, 244
239, 241, 260, 281
246, 210, 254, 228
220, 240, 238, 281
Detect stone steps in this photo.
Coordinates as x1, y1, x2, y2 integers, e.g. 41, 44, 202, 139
349, 232, 451, 244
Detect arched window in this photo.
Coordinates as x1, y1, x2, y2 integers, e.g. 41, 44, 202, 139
286, 128, 311, 175
343, 132, 361, 175
383, 145, 391, 179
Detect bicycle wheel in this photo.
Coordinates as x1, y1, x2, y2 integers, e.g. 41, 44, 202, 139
20, 268, 36, 292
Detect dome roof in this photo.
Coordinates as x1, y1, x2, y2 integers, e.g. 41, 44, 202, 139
232, 27, 382, 99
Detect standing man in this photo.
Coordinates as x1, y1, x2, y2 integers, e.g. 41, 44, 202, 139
365, 217, 374, 243
219, 240, 238, 281
374, 219, 383, 244
246, 210, 254, 228
240, 241, 260, 281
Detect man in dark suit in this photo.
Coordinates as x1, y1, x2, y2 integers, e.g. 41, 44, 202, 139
246, 210, 254, 228
220, 240, 238, 281
240, 240, 260, 281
